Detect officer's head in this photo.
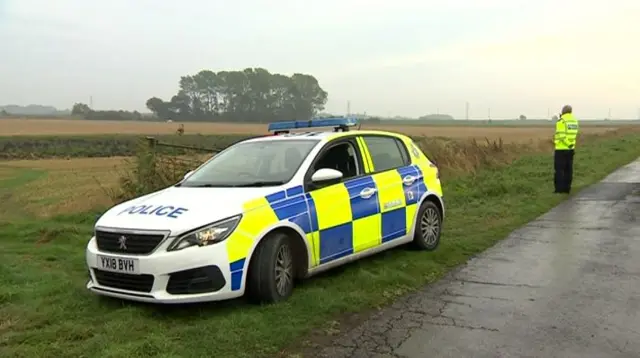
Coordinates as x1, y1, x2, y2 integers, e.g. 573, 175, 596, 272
561, 105, 572, 115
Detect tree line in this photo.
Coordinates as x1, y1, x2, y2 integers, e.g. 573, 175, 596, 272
68, 68, 328, 122
146, 68, 328, 122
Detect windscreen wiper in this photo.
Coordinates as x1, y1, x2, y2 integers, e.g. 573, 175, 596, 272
231, 181, 285, 187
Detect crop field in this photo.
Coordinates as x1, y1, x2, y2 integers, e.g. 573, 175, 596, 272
0, 118, 633, 143
1, 122, 640, 357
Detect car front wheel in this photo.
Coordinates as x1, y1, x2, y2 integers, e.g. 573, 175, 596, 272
246, 232, 295, 304
412, 200, 442, 251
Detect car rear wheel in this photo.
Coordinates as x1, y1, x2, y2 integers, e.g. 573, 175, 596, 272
246, 232, 295, 304
412, 200, 442, 251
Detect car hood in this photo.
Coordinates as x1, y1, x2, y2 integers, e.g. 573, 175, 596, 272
95, 185, 282, 235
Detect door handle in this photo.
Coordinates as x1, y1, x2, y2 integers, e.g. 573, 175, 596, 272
360, 187, 377, 199
402, 175, 416, 185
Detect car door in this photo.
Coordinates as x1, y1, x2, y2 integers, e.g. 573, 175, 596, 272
359, 134, 416, 244
304, 137, 381, 265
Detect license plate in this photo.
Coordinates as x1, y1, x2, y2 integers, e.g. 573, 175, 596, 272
97, 255, 140, 274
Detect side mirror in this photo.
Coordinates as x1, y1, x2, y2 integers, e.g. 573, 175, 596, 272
311, 168, 343, 184
183, 170, 194, 180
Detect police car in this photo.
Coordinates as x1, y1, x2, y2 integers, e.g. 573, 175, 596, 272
86, 118, 445, 304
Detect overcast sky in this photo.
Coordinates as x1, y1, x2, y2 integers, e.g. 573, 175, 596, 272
1, 0, 639, 119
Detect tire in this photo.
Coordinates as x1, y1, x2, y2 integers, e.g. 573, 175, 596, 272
412, 200, 442, 251
246, 232, 295, 304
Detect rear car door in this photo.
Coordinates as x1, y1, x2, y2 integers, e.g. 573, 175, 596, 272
359, 135, 419, 244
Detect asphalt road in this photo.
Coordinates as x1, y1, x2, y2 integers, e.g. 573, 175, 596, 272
316, 159, 640, 358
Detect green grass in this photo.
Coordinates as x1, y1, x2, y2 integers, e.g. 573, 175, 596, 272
1, 134, 640, 358
0, 167, 47, 221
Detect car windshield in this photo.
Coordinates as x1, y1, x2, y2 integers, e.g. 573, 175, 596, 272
179, 139, 320, 187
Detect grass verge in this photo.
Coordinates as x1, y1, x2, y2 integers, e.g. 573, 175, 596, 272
1, 132, 640, 358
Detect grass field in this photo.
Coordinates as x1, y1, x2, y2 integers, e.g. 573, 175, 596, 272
1, 125, 640, 357
0, 157, 130, 221
0, 118, 634, 143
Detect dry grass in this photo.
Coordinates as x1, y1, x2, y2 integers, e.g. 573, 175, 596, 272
4, 156, 130, 170
0, 157, 131, 218
0, 118, 627, 143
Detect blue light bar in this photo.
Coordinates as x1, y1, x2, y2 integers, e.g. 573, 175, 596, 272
268, 117, 358, 132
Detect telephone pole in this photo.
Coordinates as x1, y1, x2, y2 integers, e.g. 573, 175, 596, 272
465, 101, 469, 120
347, 101, 351, 116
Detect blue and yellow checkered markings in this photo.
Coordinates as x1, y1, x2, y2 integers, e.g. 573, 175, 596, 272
397, 165, 427, 205
239, 167, 432, 274
319, 222, 353, 264
344, 176, 380, 220
229, 258, 245, 291
309, 184, 352, 264
268, 192, 312, 233
265, 185, 314, 233
304, 193, 319, 232
316, 176, 383, 262
286, 185, 304, 197
265, 186, 320, 266
381, 207, 407, 243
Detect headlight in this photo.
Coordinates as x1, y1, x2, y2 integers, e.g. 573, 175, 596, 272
168, 215, 242, 251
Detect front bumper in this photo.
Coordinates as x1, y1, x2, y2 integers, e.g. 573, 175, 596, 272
85, 237, 244, 304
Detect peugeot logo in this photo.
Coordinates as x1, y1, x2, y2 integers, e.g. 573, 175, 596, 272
118, 235, 128, 250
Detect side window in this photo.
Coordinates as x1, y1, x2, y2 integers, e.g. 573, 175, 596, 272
312, 142, 361, 180
362, 136, 410, 172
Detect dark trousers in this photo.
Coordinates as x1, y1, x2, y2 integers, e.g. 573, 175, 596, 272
554, 149, 575, 193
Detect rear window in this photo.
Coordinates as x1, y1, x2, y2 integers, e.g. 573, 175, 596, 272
362, 136, 410, 172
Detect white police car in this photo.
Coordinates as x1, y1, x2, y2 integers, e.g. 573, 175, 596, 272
86, 118, 445, 304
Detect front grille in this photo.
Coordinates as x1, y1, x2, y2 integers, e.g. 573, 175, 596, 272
93, 269, 154, 293
95, 230, 165, 254
167, 266, 226, 295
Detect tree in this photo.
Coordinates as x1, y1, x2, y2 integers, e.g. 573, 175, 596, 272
418, 114, 454, 121
72, 102, 143, 121
519, 114, 527, 120
146, 68, 328, 122
71, 103, 91, 116
146, 97, 171, 119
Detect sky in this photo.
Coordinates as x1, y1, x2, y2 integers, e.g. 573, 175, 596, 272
0, 0, 639, 119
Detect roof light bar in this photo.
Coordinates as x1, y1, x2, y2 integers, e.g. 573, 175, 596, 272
267, 117, 358, 134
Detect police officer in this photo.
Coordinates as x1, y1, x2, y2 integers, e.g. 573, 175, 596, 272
553, 105, 579, 193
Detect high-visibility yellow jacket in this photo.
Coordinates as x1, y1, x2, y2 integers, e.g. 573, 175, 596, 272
554, 113, 579, 150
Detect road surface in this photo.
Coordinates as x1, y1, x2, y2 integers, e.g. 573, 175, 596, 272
315, 159, 640, 358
